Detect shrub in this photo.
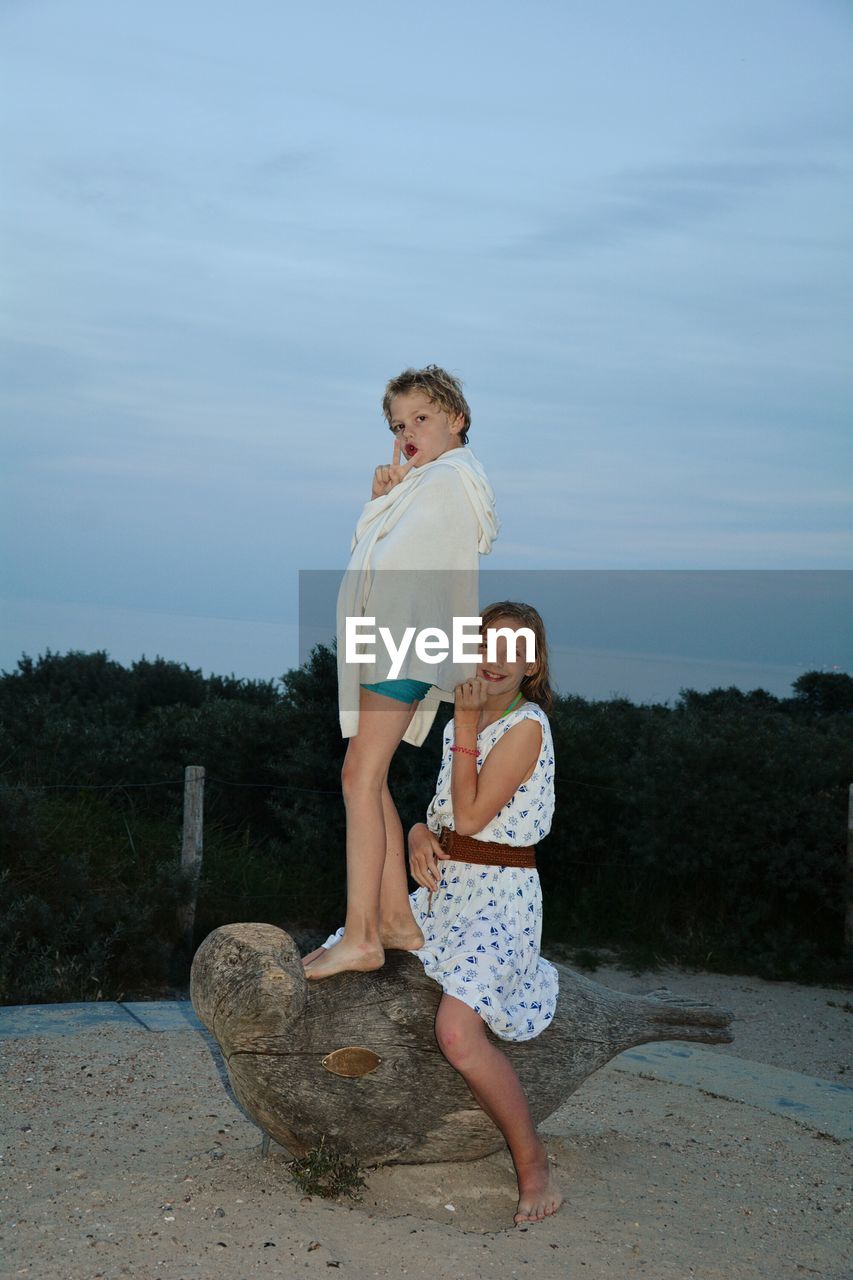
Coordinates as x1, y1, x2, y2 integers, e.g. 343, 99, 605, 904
1, 648, 850, 996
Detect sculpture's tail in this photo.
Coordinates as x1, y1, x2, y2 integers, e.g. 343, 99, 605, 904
636, 987, 734, 1045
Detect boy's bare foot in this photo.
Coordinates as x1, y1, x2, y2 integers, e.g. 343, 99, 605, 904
379, 919, 425, 951
301, 921, 421, 970
513, 1153, 563, 1226
303, 938, 385, 980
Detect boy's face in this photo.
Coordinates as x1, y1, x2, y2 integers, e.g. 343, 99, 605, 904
388, 390, 464, 467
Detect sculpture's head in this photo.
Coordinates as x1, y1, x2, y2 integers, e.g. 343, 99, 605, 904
191, 923, 308, 1049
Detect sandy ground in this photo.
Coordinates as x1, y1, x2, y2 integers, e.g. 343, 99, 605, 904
586, 962, 851, 1086
1, 963, 850, 1280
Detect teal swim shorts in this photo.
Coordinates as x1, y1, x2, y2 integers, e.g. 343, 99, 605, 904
361, 679, 433, 703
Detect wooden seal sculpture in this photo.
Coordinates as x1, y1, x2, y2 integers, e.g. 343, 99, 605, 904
191, 922, 734, 1165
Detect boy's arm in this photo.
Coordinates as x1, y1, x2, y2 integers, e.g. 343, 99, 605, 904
378, 466, 479, 569
371, 438, 415, 498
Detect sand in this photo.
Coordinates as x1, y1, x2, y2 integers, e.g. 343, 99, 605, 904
1, 962, 850, 1280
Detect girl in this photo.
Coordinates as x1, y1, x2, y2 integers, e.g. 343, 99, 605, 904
304, 366, 498, 981
310, 601, 563, 1226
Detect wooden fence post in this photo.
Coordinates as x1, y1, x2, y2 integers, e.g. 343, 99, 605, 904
178, 765, 205, 957
847, 783, 853, 950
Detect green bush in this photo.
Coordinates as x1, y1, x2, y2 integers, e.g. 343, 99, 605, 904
0, 788, 186, 1002
543, 685, 851, 978
0, 650, 850, 1000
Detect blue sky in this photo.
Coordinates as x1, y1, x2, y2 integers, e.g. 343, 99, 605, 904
1, 1, 850, 699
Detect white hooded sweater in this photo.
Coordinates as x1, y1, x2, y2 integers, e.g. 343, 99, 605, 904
336, 446, 499, 746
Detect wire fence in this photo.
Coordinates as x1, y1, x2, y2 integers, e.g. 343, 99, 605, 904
0, 772, 627, 798
0, 769, 642, 870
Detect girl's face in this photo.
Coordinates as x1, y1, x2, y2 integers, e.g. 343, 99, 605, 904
388, 390, 464, 466
476, 618, 536, 698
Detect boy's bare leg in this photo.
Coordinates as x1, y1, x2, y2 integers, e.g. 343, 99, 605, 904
304, 690, 417, 980
434, 996, 563, 1226
302, 784, 421, 963
378, 778, 424, 951
302, 749, 423, 966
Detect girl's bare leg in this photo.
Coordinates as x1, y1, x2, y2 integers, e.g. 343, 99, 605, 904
434, 995, 563, 1226
304, 689, 417, 980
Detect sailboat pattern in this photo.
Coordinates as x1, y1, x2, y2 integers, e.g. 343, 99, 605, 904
410, 701, 558, 1041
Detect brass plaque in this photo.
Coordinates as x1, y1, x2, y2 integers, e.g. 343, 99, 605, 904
321, 1047, 381, 1078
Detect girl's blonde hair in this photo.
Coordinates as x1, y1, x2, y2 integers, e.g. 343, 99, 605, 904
480, 600, 554, 715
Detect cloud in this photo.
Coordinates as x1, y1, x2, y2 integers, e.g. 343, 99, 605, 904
240, 147, 324, 190
505, 156, 842, 259
0, 337, 85, 397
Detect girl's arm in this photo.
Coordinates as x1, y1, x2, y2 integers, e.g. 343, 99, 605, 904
450, 681, 542, 837
408, 822, 449, 895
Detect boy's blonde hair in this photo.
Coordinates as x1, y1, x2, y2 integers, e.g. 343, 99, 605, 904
480, 601, 554, 715
382, 365, 471, 444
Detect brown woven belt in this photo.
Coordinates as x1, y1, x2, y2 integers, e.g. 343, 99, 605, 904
438, 826, 536, 869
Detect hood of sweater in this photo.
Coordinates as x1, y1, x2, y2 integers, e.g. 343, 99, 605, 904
352, 446, 499, 556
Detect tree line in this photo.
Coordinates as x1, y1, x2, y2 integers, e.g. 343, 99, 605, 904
1, 648, 851, 1003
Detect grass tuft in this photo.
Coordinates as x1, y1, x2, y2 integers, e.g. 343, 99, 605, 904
288, 1137, 366, 1201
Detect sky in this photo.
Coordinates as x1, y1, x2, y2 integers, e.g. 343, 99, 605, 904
1, 0, 851, 701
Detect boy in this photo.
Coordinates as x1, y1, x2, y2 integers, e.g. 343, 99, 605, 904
304, 365, 499, 980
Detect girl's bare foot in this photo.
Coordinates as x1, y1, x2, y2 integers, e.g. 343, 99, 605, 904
302, 946, 326, 967
303, 937, 385, 980
513, 1153, 563, 1226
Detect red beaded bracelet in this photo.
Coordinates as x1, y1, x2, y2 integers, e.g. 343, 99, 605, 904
450, 745, 479, 757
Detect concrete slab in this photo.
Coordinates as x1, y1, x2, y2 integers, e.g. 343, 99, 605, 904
121, 1001, 204, 1032
0, 1000, 203, 1039
612, 1042, 852, 1141
0, 1001, 139, 1038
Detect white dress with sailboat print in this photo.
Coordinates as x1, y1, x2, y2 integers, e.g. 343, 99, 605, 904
410, 700, 559, 1042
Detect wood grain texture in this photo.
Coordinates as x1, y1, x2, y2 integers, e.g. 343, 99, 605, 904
191, 922, 734, 1165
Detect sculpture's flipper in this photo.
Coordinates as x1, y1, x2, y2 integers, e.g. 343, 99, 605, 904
637, 986, 734, 1042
